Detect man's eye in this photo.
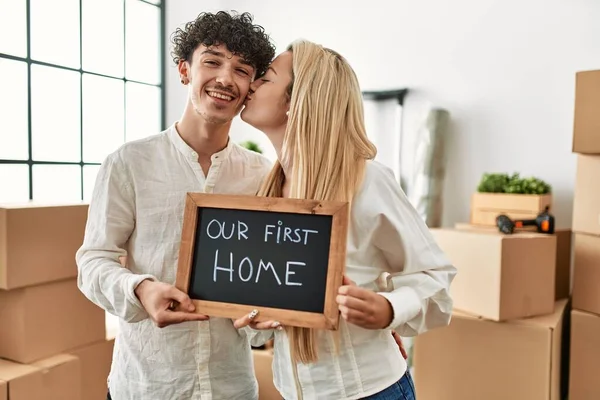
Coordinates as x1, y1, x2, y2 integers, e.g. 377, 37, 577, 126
261, 79, 270, 83
237, 69, 250, 75
205, 60, 218, 65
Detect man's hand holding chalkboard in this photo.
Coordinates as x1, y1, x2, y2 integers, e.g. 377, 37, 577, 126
336, 276, 393, 330
135, 280, 209, 328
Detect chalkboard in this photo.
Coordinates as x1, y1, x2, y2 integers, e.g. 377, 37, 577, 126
175, 193, 349, 330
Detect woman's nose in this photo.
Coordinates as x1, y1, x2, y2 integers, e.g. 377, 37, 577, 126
249, 79, 263, 92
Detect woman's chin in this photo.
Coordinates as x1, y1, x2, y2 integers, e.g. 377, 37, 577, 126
240, 108, 251, 124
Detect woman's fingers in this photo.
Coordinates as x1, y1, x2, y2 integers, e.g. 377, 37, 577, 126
233, 309, 282, 330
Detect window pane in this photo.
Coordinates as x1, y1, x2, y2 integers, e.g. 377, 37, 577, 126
83, 74, 124, 163
126, 82, 161, 142
31, 65, 81, 162
0, 59, 28, 160
83, 164, 100, 202
82, 0, 124, 77
33, 164, 81, 202
30, 0, 80, 68
125, 0, 160, 84
0, 164, 29, 203
0, 0, 27, 57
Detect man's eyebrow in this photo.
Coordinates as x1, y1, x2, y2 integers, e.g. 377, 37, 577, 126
201, 49, 224, 57
239, 59, 253, 67
201, 49, 254, 69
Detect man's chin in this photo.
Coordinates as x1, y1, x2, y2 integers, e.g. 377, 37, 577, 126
196, 109, 234, 125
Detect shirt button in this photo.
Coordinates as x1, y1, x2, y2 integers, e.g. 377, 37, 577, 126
191, 151, 197, 158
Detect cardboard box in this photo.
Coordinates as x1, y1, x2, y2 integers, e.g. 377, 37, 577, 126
0, 202, 89, 290
69, 338, 115, 400
0, 380, 6, 400
572, 69, 600, 154
0, 354, 81, 400
572, 155, 600, 236
470, 192, 552, 226
455, 223, 572, 300
570, 309, 600, 399
430, 228, 556, 321
0, 278, 106, 364
253, 349, 280, 400
572, 233, 600, 316
413, 300, 568, 400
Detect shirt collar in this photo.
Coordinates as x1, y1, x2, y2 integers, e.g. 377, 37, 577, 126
168, 122, 233, 162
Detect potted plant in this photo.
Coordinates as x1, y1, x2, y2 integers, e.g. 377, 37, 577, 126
471, 173, 552, 226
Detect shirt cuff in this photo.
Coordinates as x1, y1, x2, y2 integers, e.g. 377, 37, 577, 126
378, 286, 422, 330
126, 274, 157, 311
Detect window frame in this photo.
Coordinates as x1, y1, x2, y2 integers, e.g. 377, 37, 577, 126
0, 0, 166, 201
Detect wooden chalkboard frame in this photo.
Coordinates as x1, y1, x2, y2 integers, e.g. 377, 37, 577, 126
175, 193, 349, 330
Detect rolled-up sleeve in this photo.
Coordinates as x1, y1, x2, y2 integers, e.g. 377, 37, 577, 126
76, 152, 156, 322
363, 163, 457, 337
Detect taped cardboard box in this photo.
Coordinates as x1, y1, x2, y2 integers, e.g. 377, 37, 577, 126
0, 354, 80, 400
572, 69, 600, 154
69, 338, 115, 400
572, 155, 600, 236
413, 300, 568, 400
430, 228, 556, 321
569, 309, 600, 399
455, 223, 572, 300
470, 192, 552, 226
0, 278, 106, 364
0, 202, 88, 289
572, 233, 600, 316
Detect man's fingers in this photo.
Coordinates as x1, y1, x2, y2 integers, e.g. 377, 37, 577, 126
168, 286, 195, 312
157, 311, 209, 327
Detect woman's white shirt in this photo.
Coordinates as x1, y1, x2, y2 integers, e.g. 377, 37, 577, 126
269, 160, 457, 400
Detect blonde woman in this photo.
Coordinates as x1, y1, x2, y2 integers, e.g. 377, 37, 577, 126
235, 40, 456, 400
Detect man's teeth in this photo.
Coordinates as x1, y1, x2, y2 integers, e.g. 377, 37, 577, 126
207, 91, 233, 101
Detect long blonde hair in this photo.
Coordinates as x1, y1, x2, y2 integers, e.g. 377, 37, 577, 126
257, 40, 377, 364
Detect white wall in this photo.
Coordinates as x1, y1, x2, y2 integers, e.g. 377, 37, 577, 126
165, 0, 600, 228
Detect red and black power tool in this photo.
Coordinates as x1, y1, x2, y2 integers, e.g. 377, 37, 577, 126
496, 206, 555, 235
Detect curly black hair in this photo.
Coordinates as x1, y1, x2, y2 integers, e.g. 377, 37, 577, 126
170, 11, 275, 79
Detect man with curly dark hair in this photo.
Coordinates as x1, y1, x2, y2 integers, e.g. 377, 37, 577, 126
76, 11, 276, 400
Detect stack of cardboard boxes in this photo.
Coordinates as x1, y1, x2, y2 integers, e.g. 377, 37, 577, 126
0, 203, 114, 400
569, 69, 600, 399
413, 217, 571, 400
412, 162, 573, 397
412, 68, 600, 400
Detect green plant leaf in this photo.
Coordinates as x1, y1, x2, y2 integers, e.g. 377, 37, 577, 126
239, 140, 263, 154
476, 172, 551, 194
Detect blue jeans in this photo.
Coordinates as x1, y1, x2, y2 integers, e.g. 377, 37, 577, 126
361, 370, 416, 400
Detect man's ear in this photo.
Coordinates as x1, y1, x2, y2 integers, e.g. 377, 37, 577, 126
178, 60, 190, 84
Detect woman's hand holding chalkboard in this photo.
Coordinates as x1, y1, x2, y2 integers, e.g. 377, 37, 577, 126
232, 309, 283, 331
336, 276, 394, 330
134, 280, 210, 328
